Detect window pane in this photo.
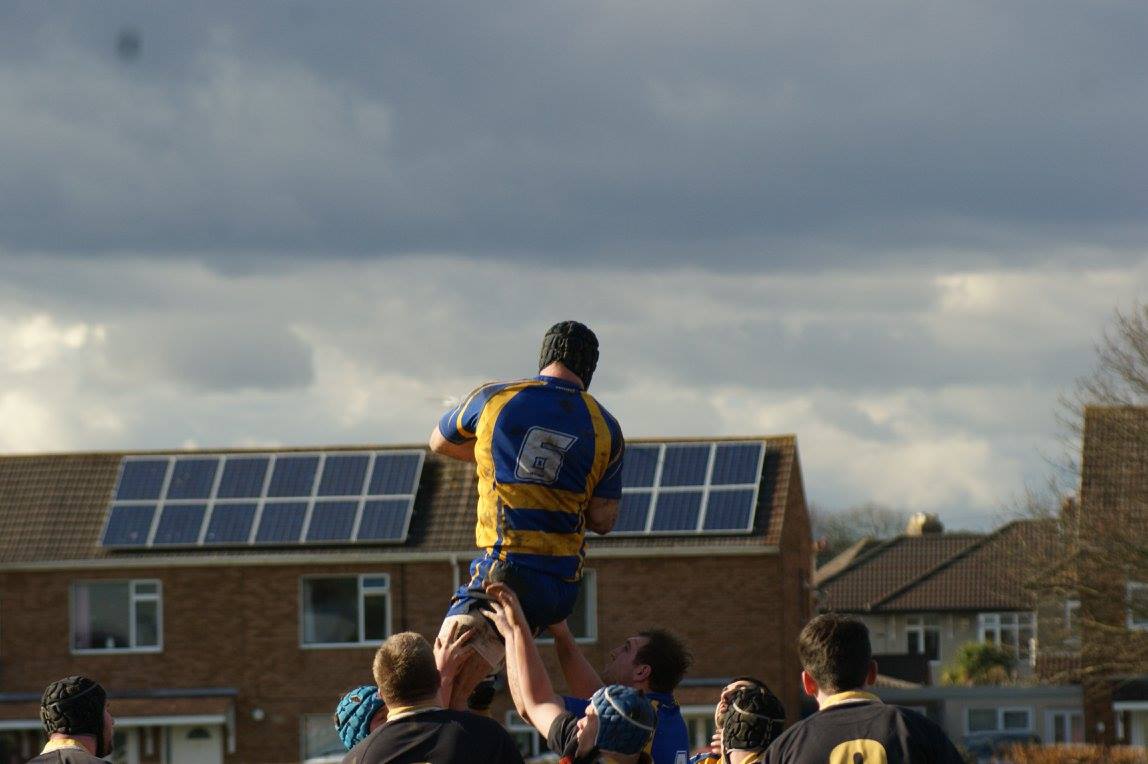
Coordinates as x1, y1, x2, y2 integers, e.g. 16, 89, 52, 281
75, 582, 130, 650
907, 632, 921, 654
364, 593, 388, 641
968, 709, 997, 733
924, 630, 940, 661
303, 578, 358, 644
134, 581, 159, 596
303, 714, 345, 760
135, 599, 159, 647
565, 578, 593, 639
1002, 710, 1029, 730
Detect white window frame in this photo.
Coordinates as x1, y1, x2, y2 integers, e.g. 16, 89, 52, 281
1045, 709, 1084, 744
977, 611, 1035, 658
1126, 582, 1148, 630
71, 579, 163, 654
905, 615, 941, 660
299, 573, 391, 649
1064, 599, 1081, 647
535, 569, 598, 644
505, 711, 542, 758
965, 706, 1033, 735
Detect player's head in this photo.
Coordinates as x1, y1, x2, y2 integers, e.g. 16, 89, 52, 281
720, 683, 786, 754
372, 632, 441, 707
798, 613, 875, 694
715, 675, 769, 727
40, 675, 114, 758
576, 685, 657, 757
539, 321, 599, 388
603, 629, 692, 693
334, 684, 387, 750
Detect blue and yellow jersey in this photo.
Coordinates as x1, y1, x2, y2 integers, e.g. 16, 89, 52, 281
438, 375, 624, 580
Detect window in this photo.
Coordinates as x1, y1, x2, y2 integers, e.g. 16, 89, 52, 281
905, 615, 941, 661
72, 580, 161, 652
301, 574, 390, 647
302, 714, 345, 764
1127, 582, 1148, 630
977, 612, 1035, 659
536, 569, 597, 643
505, 712, 541, 759
1047, 710, 1084, 744
1064, 599, 1081, 646
966, 707, 1032, 734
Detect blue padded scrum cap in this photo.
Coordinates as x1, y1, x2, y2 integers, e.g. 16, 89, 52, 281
590, 684, 657, 755
334, 685, 384, 750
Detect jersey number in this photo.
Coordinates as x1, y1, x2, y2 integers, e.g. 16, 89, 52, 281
515, 427, 578, 484
829, 740, 888, 764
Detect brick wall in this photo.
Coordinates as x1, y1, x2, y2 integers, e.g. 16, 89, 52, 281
2, 546, 811, 761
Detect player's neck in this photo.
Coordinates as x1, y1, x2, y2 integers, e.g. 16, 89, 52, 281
538, 362, 585, 388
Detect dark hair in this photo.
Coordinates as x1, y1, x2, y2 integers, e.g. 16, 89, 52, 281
372, 632, 441, 705
797, 614, 872, 693
636, 629, 692, 693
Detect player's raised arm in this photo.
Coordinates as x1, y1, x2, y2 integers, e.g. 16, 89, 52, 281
428, 426, 476, 463
548, 619, 605, 699
483, 583, 566, 736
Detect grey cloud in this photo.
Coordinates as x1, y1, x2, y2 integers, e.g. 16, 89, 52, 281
0, 1, 1145, 269
106, 318, 314, 393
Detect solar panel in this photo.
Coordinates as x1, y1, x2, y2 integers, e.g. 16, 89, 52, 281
621, 445, 659, 488
101, 450, 425, 549
616, 492, 652, 532
267, 456, 319, 497
306, 500, 358, 542
650, 491, 703, 531
102, 505, 156, 546
616, 440, 766, 535
217, 457, 269, 498
115, 460, 168, 500
203, 503, 257, 544
167, 458, 219, 499
358, 499, 411, 541
153, 504, 207, 545
369, 453, 423, 495
702, 488, 756, 531
318, 455, 369, 496
256, 502, 307, 543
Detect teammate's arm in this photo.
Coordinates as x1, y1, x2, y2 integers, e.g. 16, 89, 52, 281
483, 583, 566, 735
585, 497, 619, 535
428, 427, 477, 463
548, 620, 604, 698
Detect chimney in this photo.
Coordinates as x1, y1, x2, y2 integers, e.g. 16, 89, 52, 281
905, 512, 944, 536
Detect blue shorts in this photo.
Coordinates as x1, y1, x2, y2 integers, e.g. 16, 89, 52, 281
446, 555, 580, 635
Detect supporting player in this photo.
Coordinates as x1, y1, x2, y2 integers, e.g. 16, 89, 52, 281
428, 321, 625, 708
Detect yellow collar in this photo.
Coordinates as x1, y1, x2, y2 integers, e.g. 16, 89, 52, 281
42, 738, 91, 755
385, 703, 442, 722
820, 690, 881, 710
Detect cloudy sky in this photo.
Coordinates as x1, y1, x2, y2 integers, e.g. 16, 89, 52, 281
1, 1, 1146, 530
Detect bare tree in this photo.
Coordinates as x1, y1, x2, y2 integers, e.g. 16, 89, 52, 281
811, 501, 910, 565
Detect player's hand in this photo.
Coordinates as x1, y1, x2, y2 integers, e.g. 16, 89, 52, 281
482, 599, 513, 639
484, 582, 527, 631
710, 728, 723, 755
434, 621, 475, 679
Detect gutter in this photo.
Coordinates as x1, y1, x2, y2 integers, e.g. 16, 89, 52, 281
0, 544, 778, 572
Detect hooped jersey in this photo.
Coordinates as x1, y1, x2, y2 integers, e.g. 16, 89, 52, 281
762, 692, 963, 764
438, 375, 624, 580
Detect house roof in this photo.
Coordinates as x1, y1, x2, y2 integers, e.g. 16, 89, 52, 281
0, 436, 802, 568
816, 519, 1054, 613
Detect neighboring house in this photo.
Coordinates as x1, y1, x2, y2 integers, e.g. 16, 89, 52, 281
0, 436, 812, 763
1073, 406, 1148, 746
815, 519, 1084, 748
